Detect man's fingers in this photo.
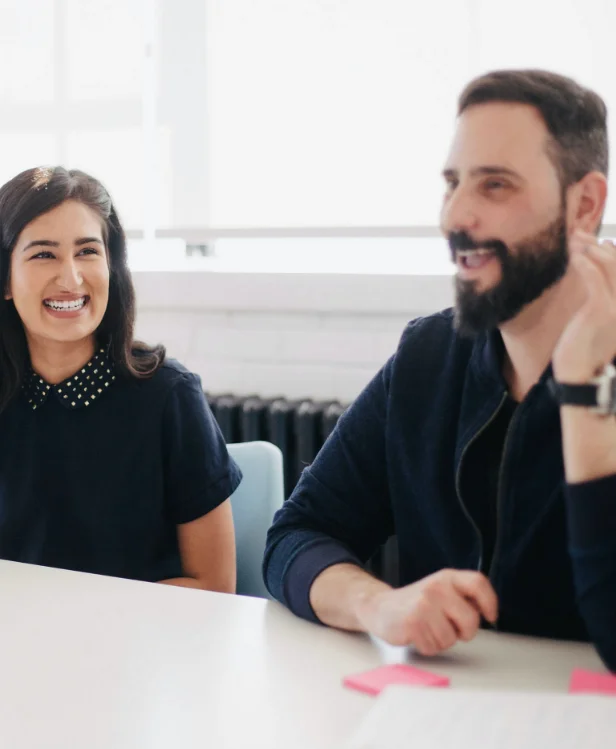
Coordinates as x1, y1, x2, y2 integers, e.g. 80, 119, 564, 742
450, 571, 498, 623
588, 241, 616, 298
571, 231, 616, 297
570, 249, 613, 305
412, 619, 440, 656
444, 595, 481, 641
426, 609, 458, 652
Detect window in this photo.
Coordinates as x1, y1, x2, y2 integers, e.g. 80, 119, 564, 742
0, 0, 614, 272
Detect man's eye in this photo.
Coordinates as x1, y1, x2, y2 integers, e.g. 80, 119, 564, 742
485, 180, 506, 190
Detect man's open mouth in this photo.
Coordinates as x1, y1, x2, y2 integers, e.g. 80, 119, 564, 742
456, 249, 495, 269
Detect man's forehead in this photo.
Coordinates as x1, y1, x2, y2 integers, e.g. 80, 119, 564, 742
444, 101, 552, 174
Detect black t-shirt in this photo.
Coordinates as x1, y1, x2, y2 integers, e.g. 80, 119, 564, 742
460, 395, 517, 576
0, 349, 242, 582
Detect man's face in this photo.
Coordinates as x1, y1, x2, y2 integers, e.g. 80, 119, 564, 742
440, 102, 570, 336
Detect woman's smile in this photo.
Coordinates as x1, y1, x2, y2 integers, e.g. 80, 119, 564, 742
42, 294, 90, 318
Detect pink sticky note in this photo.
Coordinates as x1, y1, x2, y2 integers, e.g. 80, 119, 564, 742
343, 664, 450, 696
569, 668, 616, 696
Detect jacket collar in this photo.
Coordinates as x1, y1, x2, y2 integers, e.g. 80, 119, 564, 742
468, 327, 555, 391
469, 328, 508, 391
454, 326, 557, 467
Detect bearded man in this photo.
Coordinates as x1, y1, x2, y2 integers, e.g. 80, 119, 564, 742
264, 69, 616, 673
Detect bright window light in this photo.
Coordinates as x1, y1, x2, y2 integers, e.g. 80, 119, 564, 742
0, 0, 614, 273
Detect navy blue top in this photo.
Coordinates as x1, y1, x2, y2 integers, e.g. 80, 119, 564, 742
264, 310, 616, 672
0, 349, 242, 582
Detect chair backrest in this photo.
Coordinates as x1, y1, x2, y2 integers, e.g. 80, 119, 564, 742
227, 441, 285, 599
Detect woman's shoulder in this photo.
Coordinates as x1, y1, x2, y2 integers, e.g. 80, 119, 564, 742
155, 357, 200, 385
129, 353, 202, 395
111, 356, 204, 422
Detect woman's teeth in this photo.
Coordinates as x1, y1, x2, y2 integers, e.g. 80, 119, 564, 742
44, 297, 87, 311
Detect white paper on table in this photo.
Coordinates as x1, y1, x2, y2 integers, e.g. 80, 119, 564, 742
345, 685, 616, 749
368, 634, 410, 664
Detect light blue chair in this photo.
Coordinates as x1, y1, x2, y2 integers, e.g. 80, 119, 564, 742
227, 441, 285, 599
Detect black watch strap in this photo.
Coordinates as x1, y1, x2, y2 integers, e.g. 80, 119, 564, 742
548, 363, 616, 414
548, 379, 598, 407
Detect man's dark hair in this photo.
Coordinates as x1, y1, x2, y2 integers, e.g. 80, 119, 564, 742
0, 166, 165, 413
458, 69, 609, 187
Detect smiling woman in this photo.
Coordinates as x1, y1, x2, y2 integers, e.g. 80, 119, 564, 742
9, 200, 111, 376
0, 166, 241, 592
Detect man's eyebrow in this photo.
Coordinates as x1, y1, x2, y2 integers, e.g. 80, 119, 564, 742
470, 166, 523, 179
442, 166, 523, 180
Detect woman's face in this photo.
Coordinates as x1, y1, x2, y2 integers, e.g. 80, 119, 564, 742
7, 200, 110, 347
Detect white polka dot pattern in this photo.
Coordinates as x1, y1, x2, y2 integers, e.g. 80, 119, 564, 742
22, 348, 117, 411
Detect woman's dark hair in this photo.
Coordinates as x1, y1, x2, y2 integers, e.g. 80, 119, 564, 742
0, 166, 165, 412
458, 69, 609, 188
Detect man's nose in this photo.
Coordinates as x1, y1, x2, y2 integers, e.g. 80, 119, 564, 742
440, 185, 480, 236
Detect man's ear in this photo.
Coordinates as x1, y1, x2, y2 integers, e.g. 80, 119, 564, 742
566, 171, 608, 234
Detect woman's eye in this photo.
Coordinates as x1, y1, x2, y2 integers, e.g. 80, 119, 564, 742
31, 251, 55, 260
78, 247, 99, 256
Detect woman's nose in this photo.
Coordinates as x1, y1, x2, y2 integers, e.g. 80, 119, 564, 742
56, 259, 83, 289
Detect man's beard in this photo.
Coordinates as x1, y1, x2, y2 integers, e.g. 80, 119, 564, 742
450, 212, 569, 337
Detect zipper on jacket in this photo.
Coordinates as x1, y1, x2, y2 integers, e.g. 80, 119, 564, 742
454, 391, 509, 575
486, 404, 522, 630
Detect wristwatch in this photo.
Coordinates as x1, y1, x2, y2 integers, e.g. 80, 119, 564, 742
549, 363, 616, 415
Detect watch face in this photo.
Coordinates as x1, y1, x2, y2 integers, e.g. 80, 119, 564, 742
610, 376, 616, 413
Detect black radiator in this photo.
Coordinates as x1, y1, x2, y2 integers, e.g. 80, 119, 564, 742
206, 393, 347, 499
207, 391, 399, 585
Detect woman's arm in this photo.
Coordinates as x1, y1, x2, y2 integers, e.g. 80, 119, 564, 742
161, 499, 236, 593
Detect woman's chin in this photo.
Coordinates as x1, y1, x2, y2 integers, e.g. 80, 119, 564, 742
28, 316, 100, 346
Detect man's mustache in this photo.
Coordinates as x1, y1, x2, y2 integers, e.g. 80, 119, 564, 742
448, 231, 509, 263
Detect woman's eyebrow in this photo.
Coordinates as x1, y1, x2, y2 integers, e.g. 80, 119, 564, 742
74, 237, 104, 246
22, 237, 104, 252
22, 239, 60, 252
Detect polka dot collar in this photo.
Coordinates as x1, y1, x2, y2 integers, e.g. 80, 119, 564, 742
22, 348, 117, 411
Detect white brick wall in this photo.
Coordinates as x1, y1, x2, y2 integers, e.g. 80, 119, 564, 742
134, 272, 453, 403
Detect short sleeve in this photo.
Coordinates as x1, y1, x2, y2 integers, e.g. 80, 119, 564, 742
162, 373, 242, 524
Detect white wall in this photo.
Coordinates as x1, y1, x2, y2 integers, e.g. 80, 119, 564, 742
134, 272, 454, 402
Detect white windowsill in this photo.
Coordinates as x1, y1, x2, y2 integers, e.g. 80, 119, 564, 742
129, 236, 456, 315
132, 270, 455, 315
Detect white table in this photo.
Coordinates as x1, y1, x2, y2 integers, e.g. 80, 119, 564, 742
0, 560, 606, 749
